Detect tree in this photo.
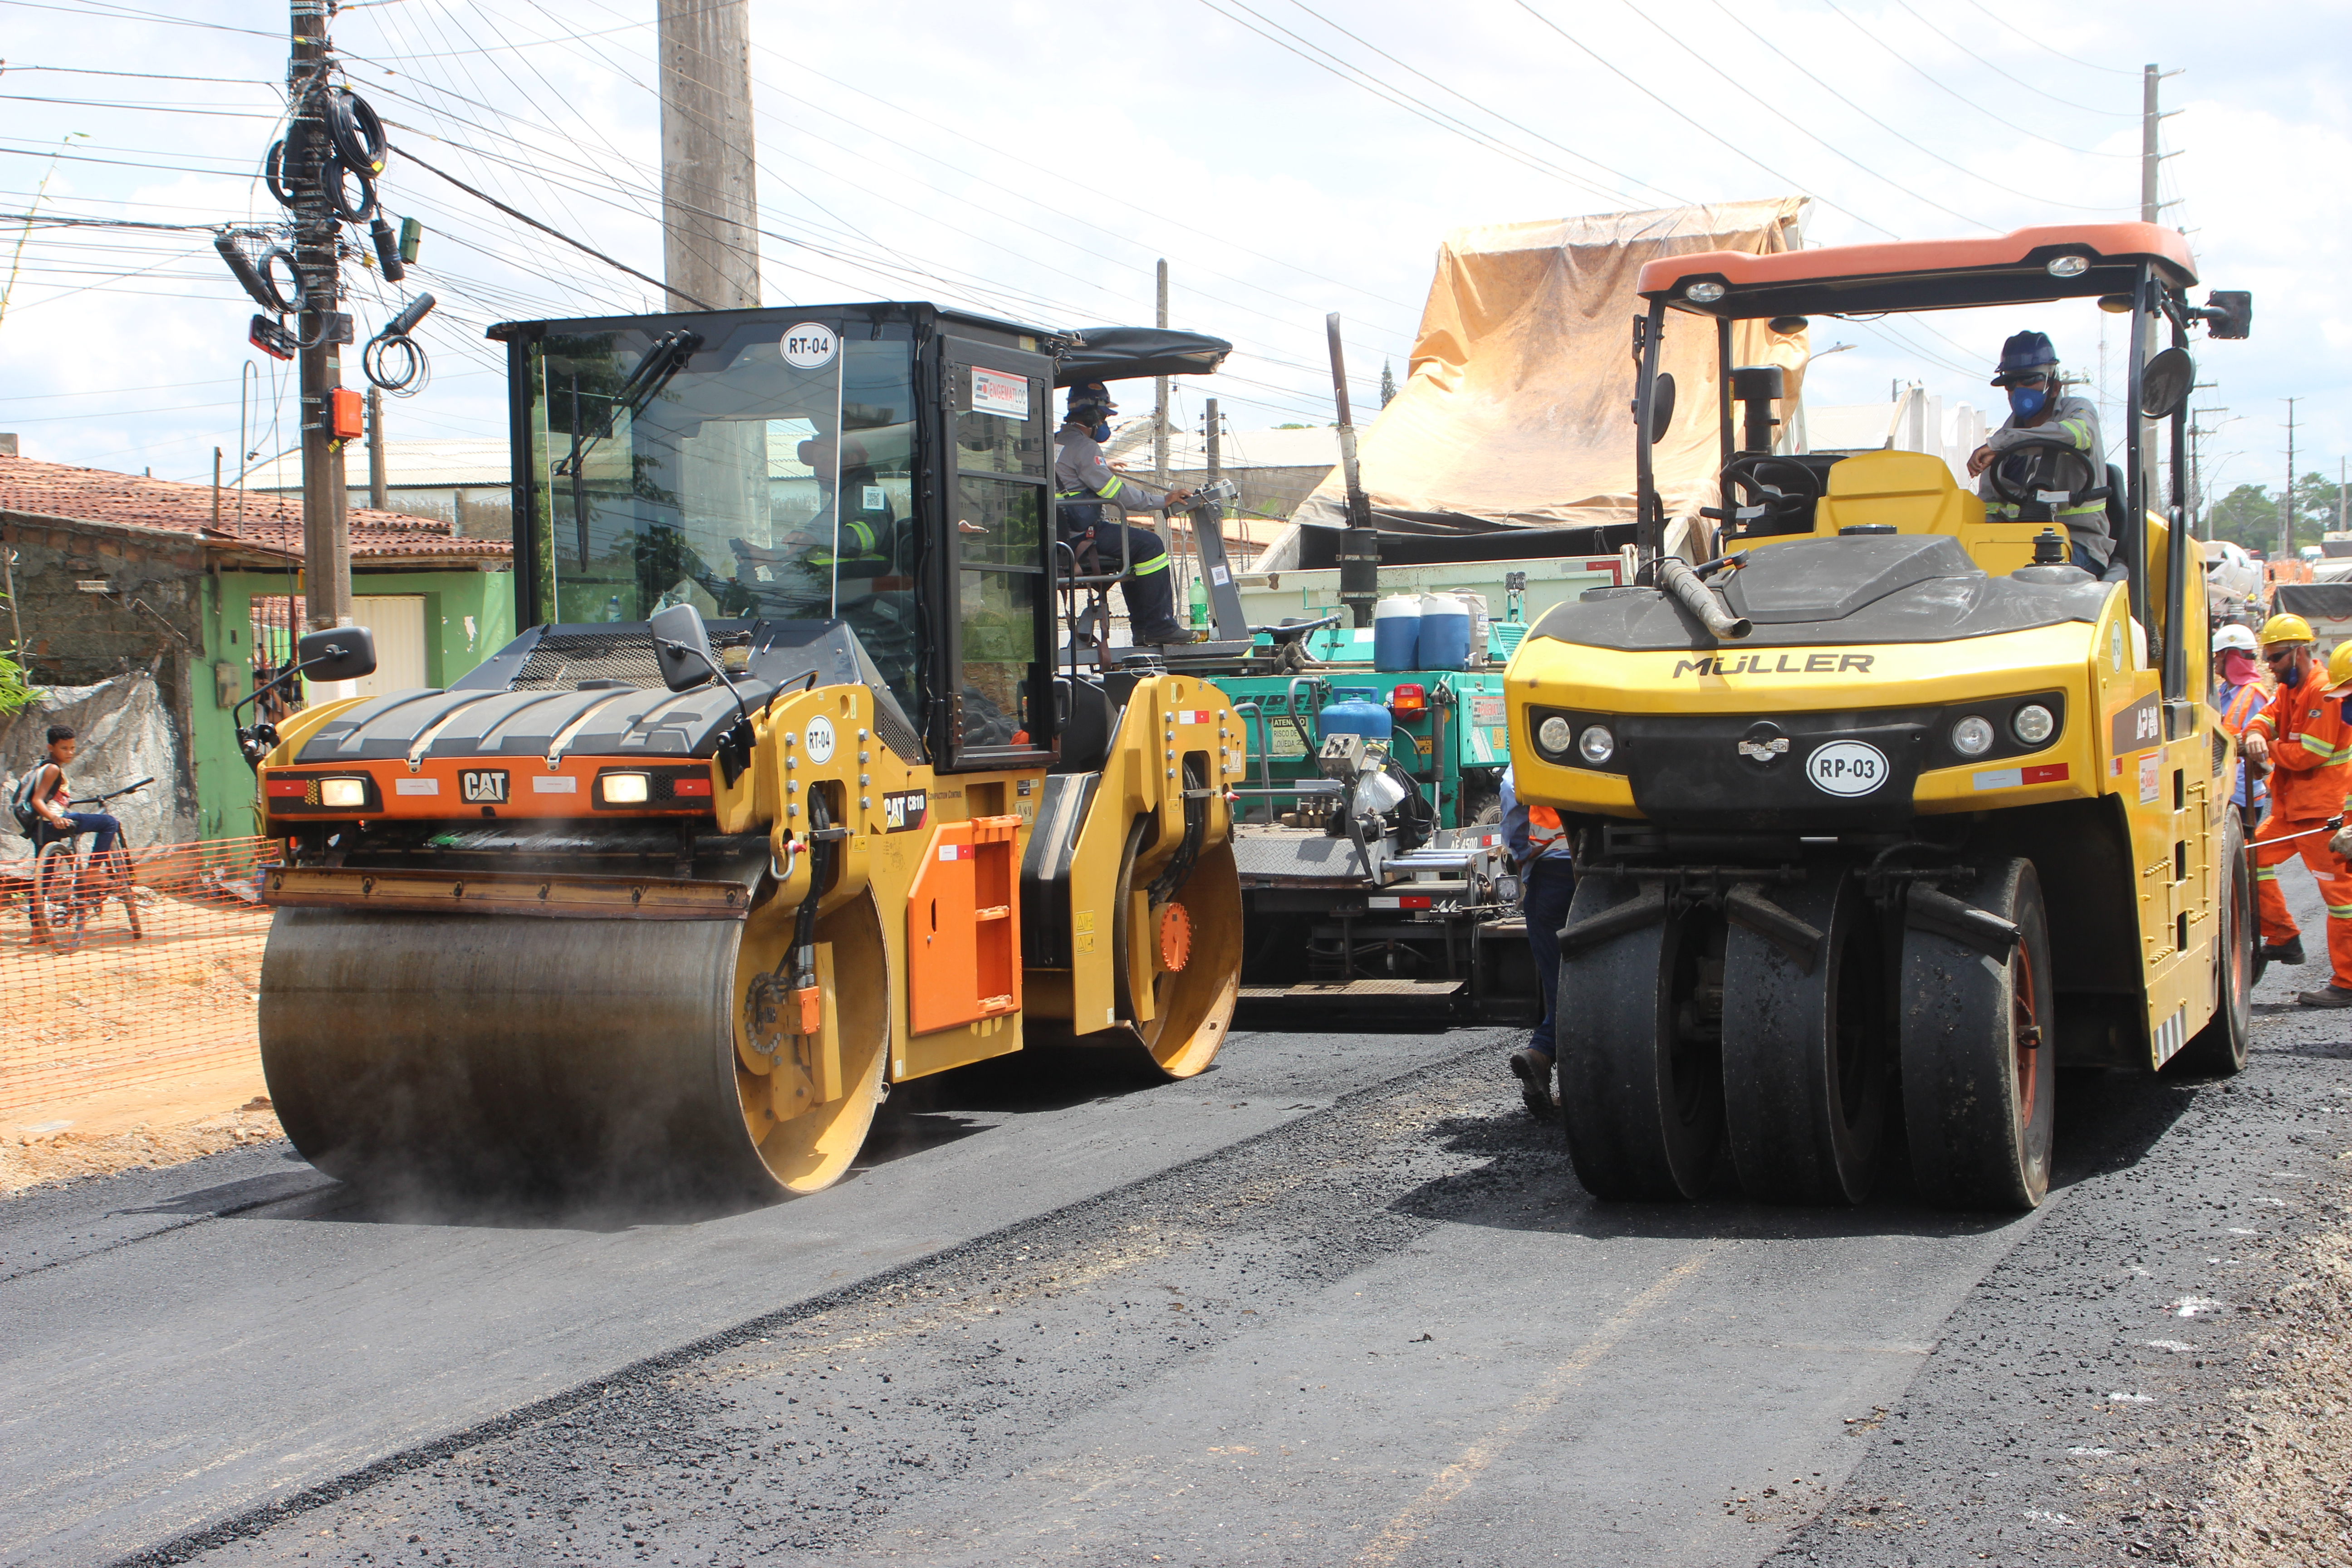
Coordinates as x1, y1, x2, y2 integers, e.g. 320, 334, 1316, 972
1379, 360, 1396, 408
2207, 471, 2348, 554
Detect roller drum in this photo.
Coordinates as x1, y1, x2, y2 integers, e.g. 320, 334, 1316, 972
262, 910, 774, 1200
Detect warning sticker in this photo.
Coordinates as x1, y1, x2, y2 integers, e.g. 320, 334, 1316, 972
2138, 752, 2161, 804
1472, 698, 1505, 725
971, 367, 1029, 419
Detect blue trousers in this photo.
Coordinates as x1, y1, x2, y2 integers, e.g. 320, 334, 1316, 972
1524, 857, 1577, 1058
60, 811, 122, 856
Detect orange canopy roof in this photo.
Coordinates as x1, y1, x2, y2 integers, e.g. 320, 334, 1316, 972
1637, 223, 2198, 319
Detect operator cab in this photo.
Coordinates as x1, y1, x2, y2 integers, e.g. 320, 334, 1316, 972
488, 304, 1228, 774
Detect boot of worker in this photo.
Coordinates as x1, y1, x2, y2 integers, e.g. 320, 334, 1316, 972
1121, 531, 1192, 646
2255, 871, 2306, 965
2300, 915, 2352, 1007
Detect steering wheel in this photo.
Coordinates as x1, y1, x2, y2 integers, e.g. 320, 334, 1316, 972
1988, 433, 2103, 510
1716, 453, 1823, 535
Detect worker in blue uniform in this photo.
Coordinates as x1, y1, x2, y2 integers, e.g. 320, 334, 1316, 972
1500, 764, 1575, 1119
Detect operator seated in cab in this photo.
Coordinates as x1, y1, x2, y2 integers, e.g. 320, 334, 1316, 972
1055, 381, 1193, 647
1965, 329, 2110, 572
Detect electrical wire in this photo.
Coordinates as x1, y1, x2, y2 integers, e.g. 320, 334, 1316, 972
1883, 0, 2138, 116
1953, 0, 2142, 76
1690, 0, 2133, 214
1508, 0, 1899, 240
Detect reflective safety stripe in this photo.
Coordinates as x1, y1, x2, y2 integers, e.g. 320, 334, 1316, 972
2256, 867, 2282, 880
2327, 904, 2352, 919
1099, 475, 1126, 500
1129, 550, 1170, 575
1526, 804, 1566, 852
845, 519, 874, 551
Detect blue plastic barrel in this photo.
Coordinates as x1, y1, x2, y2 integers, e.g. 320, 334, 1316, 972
1319, 686, 1392, 742
1417, 592, 1471, 670
1372, 594, 1422, 672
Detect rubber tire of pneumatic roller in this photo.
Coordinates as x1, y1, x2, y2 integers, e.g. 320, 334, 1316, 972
1557, 872, 1724, 1202
2172, 812, 2254, 1077
260, 896, 887, 1204
1720, 872, 1887, 1206
1898, 856, 2055, 1211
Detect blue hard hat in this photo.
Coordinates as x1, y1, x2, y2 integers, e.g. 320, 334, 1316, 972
1991, 330, 2058, 386
1067, 381, 1115, 418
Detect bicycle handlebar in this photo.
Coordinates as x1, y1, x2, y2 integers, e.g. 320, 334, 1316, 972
65, 777, 155, 807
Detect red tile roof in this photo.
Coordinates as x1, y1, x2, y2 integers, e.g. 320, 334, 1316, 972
0, 454, 511, 561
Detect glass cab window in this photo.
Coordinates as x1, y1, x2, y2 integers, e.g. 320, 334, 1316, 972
945, 338, 1052, 762
530, 318, 922, 723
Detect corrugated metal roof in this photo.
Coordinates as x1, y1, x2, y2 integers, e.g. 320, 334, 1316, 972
0, 455, 510, 560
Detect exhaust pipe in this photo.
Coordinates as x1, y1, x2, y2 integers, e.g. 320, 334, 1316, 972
1656, 558, 1752, 640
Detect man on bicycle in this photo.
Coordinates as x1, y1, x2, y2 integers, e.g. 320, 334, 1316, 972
27, 725, 123, 856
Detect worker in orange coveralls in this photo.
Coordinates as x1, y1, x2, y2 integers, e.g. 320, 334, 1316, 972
2244, 615, 2352, 1008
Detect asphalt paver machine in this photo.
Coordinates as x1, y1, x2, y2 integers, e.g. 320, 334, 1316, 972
1506, 224, 2254, 1210
248, 303, 1248, 1200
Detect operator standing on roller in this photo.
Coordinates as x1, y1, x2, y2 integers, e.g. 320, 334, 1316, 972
1055, 382, 1193, 647
1965, 330, 2111, 572
2243, 614, 2352, 1008
1500, 764, 1575, 1119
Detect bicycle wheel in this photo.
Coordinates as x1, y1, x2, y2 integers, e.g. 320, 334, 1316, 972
97, 838, 142, 939
33, 841, 85, 953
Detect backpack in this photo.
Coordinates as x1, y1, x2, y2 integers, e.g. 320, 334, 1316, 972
8, 764, 52, 838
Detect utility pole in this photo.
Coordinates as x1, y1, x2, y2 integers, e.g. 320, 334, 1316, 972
2282, 397, 2299, 561
1153, 259, 1171, 553
658, 0, 760, 309
2338, 456, 2346, 536
291, 0, 350, 634
2138, 64, 2179, 508
366, 386, 387, 511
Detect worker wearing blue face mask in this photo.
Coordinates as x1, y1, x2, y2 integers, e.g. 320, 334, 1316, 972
1965, 330, 2110, 571
1055, 382, 1192, 647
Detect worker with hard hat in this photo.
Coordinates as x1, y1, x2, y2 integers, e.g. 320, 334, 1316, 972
2244, 613, 2352, 1007
2211, 622, 2269, 834
1055, 381, 1193, 647
1965, 330, 2111, 571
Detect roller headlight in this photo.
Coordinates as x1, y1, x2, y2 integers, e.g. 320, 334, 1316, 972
1684, 280, 1726, 303
1950, 715, 1997, 758
599, 772, 650, 804
318, 777, 367, 808
2012, 703, 2056, 746
2044, 254, 2090, 278
1537, 715, 1574, 755
1578, 725, 1617, 766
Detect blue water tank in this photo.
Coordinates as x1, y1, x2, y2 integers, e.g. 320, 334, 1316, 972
1372, 594, 1422, 672
1319, 686, 1392, 743
1417, 592, 1471, 670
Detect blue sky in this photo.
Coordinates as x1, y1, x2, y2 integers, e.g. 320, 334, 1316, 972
0, 0, 2342, 508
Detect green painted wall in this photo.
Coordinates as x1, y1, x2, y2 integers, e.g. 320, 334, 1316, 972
190, 567, 515, 839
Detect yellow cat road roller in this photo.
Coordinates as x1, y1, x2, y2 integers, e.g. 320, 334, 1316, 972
245, 303, 1247, 1200
1507, 225, 2255, 1210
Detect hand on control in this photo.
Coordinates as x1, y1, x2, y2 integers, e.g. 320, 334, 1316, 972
2244, 730, 2270, 767
2330, 826, 2352, 862
1966, 444, 1995, 478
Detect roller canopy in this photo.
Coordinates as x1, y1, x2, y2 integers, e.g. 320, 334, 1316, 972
1054, 327, 1231, 386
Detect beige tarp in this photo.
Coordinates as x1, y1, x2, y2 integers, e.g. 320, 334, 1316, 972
1279, 197, 1811, 559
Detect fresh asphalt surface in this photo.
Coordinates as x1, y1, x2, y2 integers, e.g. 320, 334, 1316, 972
5, 878, 2347, 1567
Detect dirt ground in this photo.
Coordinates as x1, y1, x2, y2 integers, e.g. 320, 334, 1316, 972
2195, 1171, 2352, 1565
1, 878, 279, 1194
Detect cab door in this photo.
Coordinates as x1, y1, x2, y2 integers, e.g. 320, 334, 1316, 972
938, 337, 1056, 770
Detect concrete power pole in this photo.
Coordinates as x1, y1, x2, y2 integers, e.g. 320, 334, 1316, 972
2138, 63, 2177, 510
2283, 397, 2299, 562
366, 386, 387, 511
658, 0, 760, 311
1153, 259, 1171, 553
291, 0, 351, 634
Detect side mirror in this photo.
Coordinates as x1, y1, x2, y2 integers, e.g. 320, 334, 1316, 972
1648, 372, 1677, 444
648, 603, 716, 691
295, 625, 377, 682
2204, 289, 2252, 340
2140, 347, 2195, 420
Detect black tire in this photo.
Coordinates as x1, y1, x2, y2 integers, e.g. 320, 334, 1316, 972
32, 840, 84, 953
1720, 872, 1887, 1205
2174, 812, 2253, 1075
1558, 872, 1724, 1201
1900, 857, 2055, 1211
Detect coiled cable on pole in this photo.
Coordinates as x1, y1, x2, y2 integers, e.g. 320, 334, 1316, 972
362, 291, 434, 396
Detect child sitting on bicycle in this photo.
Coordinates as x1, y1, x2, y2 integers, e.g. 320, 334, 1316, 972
27, 725, 123, 855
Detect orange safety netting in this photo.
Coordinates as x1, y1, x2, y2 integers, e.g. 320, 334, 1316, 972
0, 835, 284, 1120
